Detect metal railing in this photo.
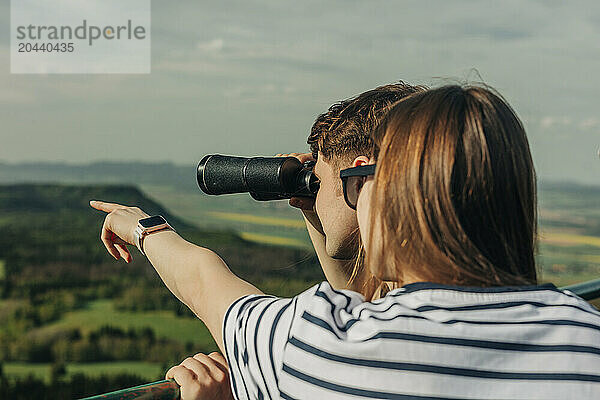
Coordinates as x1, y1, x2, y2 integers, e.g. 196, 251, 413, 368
561, 277, 600, 301
80, 277, 600, 400
80, 379, 179, 400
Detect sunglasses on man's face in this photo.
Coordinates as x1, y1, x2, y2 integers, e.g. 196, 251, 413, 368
339, 164, 376, 210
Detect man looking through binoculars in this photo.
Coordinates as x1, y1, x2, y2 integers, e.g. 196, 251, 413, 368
281, 82, 426, 300
163, 82, 426, 399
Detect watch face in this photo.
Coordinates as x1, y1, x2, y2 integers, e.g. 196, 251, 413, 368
139, 215, 167, 228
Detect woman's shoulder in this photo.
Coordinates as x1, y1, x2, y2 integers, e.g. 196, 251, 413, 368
390, 281, 596, 305
376, 281, 599, 316
298, 280, 598, 312
289, 280, 600, 340
280, 282, 600, 400
302, 280, 366, 303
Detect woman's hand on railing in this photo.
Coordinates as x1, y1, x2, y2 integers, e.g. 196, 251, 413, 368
166, 352, 233, 400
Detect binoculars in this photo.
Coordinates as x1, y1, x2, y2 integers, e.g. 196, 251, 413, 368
197, 155, 320, 201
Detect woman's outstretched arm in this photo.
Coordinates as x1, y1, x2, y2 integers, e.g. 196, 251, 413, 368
89, 200, 263, 353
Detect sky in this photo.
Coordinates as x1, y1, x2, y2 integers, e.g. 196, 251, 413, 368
1, 0, 599, 185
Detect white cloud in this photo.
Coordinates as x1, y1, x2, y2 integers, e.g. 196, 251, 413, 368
539, 116, 600, 131
578, 117, 600, 130
223, 83, 297, 100
154, 59, 224, 74
540, 116, 572, 129
2, 0, 600, 183
196, 38, 224, 52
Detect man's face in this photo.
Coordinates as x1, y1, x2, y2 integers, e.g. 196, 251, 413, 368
313, 152, 359, 259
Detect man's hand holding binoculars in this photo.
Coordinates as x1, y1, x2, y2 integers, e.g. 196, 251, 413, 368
275, 152, 326, 236
275, 152, 316, 210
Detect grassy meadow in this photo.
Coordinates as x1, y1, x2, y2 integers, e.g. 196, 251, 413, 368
0, 184, 322, 397
4, 361, 163, 383
0, 179, 598, 396
139, 183, 600, 286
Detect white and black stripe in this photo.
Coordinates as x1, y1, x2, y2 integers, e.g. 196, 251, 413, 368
223, 281, 600, 399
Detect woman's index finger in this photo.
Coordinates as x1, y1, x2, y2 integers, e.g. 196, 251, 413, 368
89, 200, 128, 213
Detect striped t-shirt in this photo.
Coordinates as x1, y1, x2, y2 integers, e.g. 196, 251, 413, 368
223, 281, 600, 399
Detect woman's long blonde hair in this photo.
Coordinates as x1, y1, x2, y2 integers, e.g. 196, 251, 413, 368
365, 85, 538, 288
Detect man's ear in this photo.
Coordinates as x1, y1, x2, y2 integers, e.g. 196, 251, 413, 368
351, 155, 372, 168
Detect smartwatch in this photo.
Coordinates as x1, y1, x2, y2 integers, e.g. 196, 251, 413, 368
134, 215, 175, 256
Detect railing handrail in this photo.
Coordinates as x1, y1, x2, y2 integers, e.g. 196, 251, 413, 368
561, 277, 600, 301
80, 277, 600, 400
80, 379, 179, 400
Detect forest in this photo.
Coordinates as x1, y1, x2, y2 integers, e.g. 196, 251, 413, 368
0, 184, 323, 398
0, 164, 598, 398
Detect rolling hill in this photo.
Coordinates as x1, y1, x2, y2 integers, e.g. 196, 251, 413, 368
0, 183, 323, 298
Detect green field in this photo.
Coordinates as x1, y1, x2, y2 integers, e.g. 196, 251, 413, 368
207, 211, 306, 229
141, 183, 600, 287
240, 232, 311, 248
2, 180, 599, 392
140, 184, 313, 247
140, 183, 600, 296
31, 300, 216, 350
2, 299, 216, 383
4, 361, 163, 383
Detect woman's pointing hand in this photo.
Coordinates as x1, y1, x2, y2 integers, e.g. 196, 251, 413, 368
89, 200, 149, 263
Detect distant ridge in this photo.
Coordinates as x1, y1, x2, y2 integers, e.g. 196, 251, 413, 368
0, 182, 323, 282
0, 183, 195, 231
0, 160, 597, 192
0, 160, 196, 192
540, 181, 600, 195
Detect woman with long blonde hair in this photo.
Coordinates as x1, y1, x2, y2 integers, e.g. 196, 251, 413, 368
92, 84, 599, 399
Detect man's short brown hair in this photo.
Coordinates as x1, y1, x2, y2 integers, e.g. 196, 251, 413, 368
308, 82, 427, 166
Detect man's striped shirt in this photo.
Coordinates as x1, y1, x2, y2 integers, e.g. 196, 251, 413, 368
222, 281, 600, 399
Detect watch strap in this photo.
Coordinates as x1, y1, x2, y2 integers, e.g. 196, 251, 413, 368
135, 225, 145, 254
134, 219, 175, 256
